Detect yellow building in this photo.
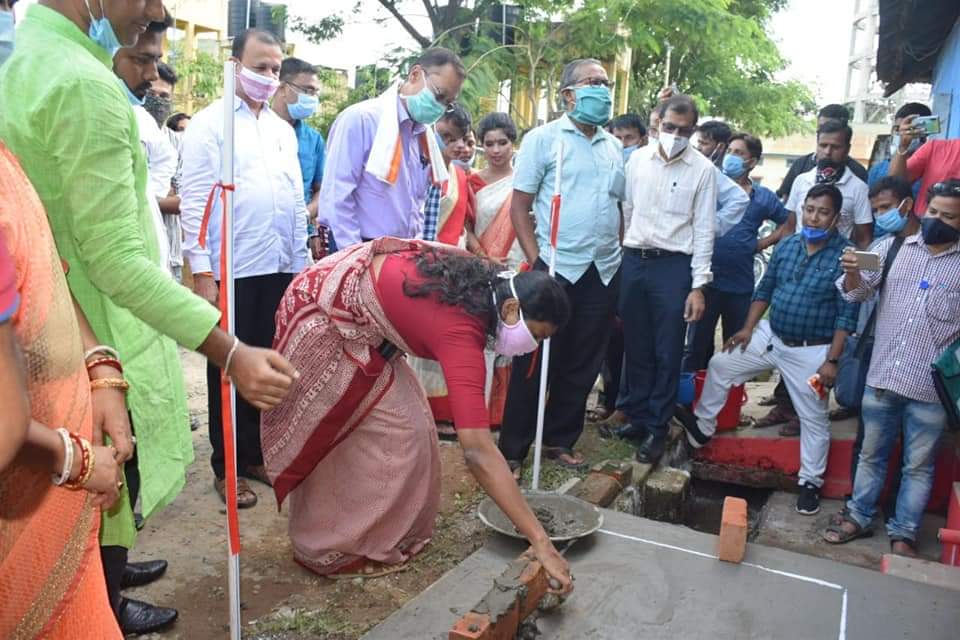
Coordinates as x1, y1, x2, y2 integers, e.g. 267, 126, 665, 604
164, 0, 229, 113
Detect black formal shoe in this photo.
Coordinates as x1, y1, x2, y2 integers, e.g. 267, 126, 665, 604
598, 423, 647, 443
118, 597, 178, 635
635, 433, 666, 464
120, 560, 168, 589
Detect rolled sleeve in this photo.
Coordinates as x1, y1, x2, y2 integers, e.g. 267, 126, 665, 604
834, 295, 860, 333
50, 80, 219, 348
690, 168, 717, 289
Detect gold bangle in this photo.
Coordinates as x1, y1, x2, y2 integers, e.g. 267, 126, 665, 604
90, 378, 130, 392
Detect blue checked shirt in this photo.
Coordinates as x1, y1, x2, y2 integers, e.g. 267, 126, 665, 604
754, 233, 859, 342
421, 184, 441, 242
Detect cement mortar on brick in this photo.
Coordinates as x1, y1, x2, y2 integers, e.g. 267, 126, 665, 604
364, 510, 958, 639
471, 558, 529, 623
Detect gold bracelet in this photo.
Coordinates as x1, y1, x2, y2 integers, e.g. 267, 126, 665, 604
90, 377, 130, 392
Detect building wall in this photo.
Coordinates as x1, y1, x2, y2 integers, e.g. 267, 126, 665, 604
931, 18, 960, 139
166, 0, 227, 35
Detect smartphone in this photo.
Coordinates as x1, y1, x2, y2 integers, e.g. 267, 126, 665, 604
808, 374, 828, 401
913, 115, 941, 135
853, 251, 881, 271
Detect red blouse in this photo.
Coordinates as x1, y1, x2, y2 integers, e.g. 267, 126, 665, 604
0, 229, 18, 323
376, 251, 490, 429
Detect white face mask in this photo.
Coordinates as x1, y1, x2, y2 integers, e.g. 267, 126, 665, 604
659, 131, 688, 158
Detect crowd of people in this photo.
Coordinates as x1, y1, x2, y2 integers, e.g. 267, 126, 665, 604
0, 1, 958, 638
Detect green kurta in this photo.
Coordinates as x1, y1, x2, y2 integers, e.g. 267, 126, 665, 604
0, 5, 221, 548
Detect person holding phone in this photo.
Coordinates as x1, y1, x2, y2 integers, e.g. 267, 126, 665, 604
889, 114, 960, 216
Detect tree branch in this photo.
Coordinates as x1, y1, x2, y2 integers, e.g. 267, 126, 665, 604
376, 0, 431, 48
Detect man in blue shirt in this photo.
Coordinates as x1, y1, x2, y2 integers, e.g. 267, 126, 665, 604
498, 58, 624, 473
688, 133, 793, 370
272, 57, 326, 256
682, 183, 858, 516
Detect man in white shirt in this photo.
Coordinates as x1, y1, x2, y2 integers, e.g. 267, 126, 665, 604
620, 94, 717, 464
786, 120, 873, 249
181, 29, 308, 508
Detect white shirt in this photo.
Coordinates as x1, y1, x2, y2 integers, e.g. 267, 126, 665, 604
786, 165, 872, 239
623, 143, 717, 289
134, 105, 173, 276
180, 97, 308, 280
715, 167, 750, 237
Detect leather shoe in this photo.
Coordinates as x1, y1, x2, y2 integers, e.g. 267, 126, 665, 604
121, 559, 168, 589
118, 597, 178, 635
598, 423, 647, 443
635, 433, 666, 464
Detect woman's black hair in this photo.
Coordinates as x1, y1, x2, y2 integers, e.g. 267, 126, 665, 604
402, 249, 571, 336
477, 112, 518, 144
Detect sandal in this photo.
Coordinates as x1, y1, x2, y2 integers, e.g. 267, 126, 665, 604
822, 514, 873, 544
214, 477, 258, 509
543, 447, 587, 470
506, 459, 523, 482
754, 405, 798, 429
328, 560, 410, 580
596, 410, 628, 430
889, 537, 918, 558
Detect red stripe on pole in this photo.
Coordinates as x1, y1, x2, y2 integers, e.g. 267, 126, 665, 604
549, 195, 561, 248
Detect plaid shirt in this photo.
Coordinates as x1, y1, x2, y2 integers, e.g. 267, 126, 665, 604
838, 233, 960, 403
421, 184, 441, 242
754, 233, 859, 342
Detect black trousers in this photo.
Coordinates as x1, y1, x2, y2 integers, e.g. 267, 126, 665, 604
498, 263, 619, 461
600, 319, 624, 413
686, 286, 752, 372
620, 250, 692, 439
208, 273, 293, 479
102, 426, 140, 616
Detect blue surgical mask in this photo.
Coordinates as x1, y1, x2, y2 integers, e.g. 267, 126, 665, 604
623, 144, 638, 163
406, 74, 446, 125
0, 10, 14, 67
801, 226, 831, 243
722, 154, 748, 179
567, 85, 612, 127
288, 92, 318, 120
84, 0, 122, 58
874, 200, 908, 234
122, 82, 145, 107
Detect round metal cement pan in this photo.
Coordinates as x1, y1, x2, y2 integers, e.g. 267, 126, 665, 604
477, 491, 604, 542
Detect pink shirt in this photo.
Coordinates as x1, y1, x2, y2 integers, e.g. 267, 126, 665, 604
906, 139, 960, 215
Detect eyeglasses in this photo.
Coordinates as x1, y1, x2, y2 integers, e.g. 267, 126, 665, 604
660, 121, 696, 137
562, 77, 614, 92
930, 182, 960, 197
423, 73, 457, 112
286, 82, 319, 97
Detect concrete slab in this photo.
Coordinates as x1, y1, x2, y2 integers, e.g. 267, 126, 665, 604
364, 510, 958, 640
755, 492, 945, 571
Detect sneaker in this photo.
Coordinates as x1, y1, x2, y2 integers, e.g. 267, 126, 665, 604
796, 482, 821, 515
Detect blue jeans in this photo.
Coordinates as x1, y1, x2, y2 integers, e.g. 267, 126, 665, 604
847, 386, 946, 541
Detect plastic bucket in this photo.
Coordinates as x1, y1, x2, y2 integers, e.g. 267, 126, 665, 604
692, 369, 748, 432
677, 372, 696, 406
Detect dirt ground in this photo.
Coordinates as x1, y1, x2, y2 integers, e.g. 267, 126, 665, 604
131, 351, 628, 640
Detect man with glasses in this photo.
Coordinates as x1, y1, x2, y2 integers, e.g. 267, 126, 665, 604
271, 57, 327, 258
618, 94, 716, 464
824, 178, 960, 556
319, 47, 465, 250
180, 29, 308, 510
498, 58, 624, 474
683, 184, 858, 516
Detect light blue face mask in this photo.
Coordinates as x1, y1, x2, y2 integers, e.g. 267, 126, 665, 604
722, 154, 748, 179
622, 144, 638, 163
567, 85, 612, 127
434, 130, 447, 151
84, 0, 122, 58
122, 82, 145, 107
288, 92, 318, 120
874, 199, 908, 234
0, 10, 14, 67
406, 73, 446, 125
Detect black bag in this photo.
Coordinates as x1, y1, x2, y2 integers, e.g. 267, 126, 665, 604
834, 237, 904, 409
931, 336, 960, 432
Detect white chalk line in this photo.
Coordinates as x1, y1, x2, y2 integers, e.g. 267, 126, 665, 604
597, 528, 849, 640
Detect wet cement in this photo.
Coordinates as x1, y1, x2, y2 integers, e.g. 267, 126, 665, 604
471, 557, 530, 623
478, 493, 602, 541
364, 509, 958, 639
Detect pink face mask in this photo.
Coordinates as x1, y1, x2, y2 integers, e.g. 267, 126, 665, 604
493, 275, 539, 357
238, 65, 280, 103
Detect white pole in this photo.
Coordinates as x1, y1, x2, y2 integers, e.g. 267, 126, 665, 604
222, 60, 241, 640
531, 141, 563, 491
245, 0, 252, 29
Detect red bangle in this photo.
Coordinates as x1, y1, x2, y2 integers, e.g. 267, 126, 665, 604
65, 432, 91, 488
86, 357, 123, 374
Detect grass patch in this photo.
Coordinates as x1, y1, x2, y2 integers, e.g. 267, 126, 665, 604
248, 606, 360, 640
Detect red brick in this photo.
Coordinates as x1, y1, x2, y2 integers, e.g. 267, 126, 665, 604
717, 496, 748, 563
449, 613, 491, 639
572, 472, 622, 507
591, 460, 633, 485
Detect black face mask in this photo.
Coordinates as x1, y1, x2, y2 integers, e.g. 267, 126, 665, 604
144, 93, 172, 128
815, 157, 846, 184
921, 216, 960, 245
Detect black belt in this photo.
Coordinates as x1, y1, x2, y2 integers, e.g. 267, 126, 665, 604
377, 339, 402, 361
625, 246, 687, 259
778, 336, 833, 348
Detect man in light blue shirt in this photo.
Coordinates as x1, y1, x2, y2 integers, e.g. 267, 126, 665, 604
498, 58, 624, 472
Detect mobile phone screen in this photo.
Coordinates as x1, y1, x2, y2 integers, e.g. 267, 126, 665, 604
915, 115, 941, 135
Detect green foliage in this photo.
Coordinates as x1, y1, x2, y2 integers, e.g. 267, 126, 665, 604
168, 42, 224, 112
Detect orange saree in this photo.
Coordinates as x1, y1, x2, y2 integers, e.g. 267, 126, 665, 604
0, 144, 120, 638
